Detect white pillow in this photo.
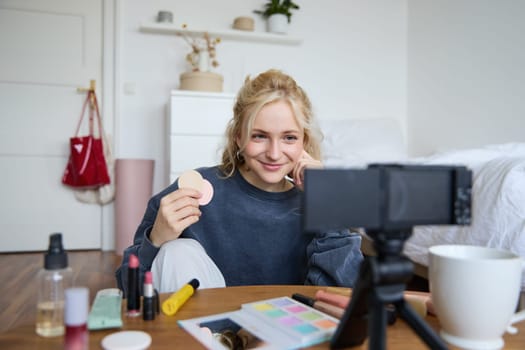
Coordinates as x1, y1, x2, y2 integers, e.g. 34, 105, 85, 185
409, 142, 525, 172
319, 118, 407, 168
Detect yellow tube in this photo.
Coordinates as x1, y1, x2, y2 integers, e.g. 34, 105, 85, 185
161, 278, 200, 316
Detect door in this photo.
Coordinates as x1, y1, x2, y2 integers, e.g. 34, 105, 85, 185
0, 0, 104, 251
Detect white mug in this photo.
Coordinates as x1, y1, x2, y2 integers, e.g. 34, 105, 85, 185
429, 245, 525, 350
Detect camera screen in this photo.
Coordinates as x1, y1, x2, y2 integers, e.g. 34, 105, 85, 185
386, 168, 452, 226
302, 164, 471, 233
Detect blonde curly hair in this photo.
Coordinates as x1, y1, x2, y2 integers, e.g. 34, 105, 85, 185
219, 69, 323, 177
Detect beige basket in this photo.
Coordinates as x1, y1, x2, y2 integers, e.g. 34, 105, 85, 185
179, 72, 223, 92
233, 16, 254, 31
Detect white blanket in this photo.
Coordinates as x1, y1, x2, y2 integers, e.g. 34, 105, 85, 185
404, 143, 525, 290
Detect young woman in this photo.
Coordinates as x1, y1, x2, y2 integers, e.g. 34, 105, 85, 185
116, 69, 363, 293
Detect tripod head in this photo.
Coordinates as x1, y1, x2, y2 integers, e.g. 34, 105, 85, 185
367, 229, 412, 259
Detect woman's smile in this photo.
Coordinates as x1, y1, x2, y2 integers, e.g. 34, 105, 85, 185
260, 161, 284, 171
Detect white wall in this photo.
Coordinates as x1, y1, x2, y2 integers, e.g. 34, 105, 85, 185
112, 0, 525, 251
116, 0, 408, 194
407, 0, 525, 156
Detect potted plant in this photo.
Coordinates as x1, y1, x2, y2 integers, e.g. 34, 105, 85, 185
253, 0, 300, 34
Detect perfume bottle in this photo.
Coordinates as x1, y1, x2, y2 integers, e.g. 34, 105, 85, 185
35, 233, 73, 337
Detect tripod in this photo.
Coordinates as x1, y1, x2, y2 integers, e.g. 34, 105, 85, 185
330, 230, 448, 350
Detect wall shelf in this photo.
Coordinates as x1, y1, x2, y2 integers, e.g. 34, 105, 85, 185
139, 22, 302, 46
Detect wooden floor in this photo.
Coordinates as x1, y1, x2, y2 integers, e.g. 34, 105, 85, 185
0, 250, 121, 334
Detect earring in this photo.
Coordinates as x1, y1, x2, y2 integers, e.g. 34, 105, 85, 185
236, 150, 243, 161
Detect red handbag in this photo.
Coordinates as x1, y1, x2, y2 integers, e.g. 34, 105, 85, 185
62, 90, 110, 189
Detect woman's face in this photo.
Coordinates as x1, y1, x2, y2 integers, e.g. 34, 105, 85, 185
237, 100, 304, 192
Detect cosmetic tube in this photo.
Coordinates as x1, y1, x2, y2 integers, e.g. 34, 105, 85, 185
126, 254, 141, 317
162, 279, 200, 316
143, 271, 156, 321
292, 293, 345, 319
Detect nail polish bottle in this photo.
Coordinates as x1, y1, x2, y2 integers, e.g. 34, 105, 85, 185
64, 287, 89, 350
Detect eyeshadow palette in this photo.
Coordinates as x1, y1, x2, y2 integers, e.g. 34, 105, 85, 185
241, 297, 338, 346
178, 296, 339, 349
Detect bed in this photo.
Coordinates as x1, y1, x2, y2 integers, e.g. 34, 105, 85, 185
318, 118, 525, 291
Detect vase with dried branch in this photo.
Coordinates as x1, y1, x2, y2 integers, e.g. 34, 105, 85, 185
179, 24, 221, 72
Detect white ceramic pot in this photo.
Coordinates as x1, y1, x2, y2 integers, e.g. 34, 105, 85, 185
197, 51, 210, 72
267, 13, 288, 34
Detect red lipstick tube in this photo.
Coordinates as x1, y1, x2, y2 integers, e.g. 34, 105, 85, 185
126, 254, 140, 317
142, 271, 156, 321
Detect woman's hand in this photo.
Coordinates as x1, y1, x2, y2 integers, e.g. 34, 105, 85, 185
292, 150, 323, 191
149, 188, 202, 247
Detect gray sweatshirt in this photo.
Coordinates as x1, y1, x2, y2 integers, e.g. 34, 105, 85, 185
116, 166, 363, 295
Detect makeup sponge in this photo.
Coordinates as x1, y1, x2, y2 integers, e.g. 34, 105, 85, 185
198, 179, 214, 205
178, 170, 214, 206
178, 170, 203, 192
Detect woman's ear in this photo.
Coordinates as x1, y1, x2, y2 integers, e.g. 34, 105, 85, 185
235, 134, 242, 149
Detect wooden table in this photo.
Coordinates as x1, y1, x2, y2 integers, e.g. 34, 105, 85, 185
0, 285, 523, 349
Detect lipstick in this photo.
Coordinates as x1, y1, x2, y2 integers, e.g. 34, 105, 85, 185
126, 254, 140, 317
142, 271, 156, 321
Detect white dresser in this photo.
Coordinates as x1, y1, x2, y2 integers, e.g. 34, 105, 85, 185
167, 90, 236, 184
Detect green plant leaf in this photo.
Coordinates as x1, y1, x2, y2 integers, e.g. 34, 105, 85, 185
253, 0, 300, 23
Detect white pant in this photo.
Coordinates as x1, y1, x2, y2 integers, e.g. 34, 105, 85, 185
151, 238, 226, 293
